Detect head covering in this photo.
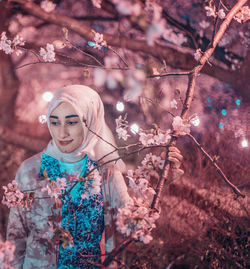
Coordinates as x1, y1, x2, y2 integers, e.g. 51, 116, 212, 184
44, 85, 125, 171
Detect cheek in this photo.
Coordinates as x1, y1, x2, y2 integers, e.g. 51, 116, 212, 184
74, 126, 84, 142
50, 126, 57, 138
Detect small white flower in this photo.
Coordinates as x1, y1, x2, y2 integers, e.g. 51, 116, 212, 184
205, 6, 216, 17
40, 0, 56, 13
234, 6, 250, 23
116, 127, 130, 141
40, 43, 56, 62
194, 48, 202, 62
172, 116, 191, 135
217, 9, 226, 19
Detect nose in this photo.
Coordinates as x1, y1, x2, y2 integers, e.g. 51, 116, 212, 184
59, 124, 69, 139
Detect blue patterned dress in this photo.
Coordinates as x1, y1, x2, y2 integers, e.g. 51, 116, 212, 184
39, 153, 104, 269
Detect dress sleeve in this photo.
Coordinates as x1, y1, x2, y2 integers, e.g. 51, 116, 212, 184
102, 166, 132, 254
7, 206, 28, 268
6, 165, 29, 268
6, 153, 41, 268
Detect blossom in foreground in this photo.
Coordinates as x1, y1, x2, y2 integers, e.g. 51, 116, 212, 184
172, 116, 191, 135
40, 0, 56, 13
2, 180, 24, 208
0, 238, 15, 269
41, 177, 67, 199
80, 165, 102, 199
116, 199, 160, 244
217, 9, 226, 19
40, 43, 56, 62
116, 127, 130, 141
0, 32, 25, 56
93, 32, 107, 49
194, 48, 202, 61
139, 129, 171, 146
115, 115, 130, 141
234, 6, 250, 23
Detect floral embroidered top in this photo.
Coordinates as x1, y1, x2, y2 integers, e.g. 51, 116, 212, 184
7, 152, 132, 269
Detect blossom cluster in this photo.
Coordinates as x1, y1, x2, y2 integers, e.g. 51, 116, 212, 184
39, 43, 56, 62
172, 116, 191, 135
234, 6, 250, 23
90, 31, 107, 50
116, 152, 164, 244
80, 165, 102, 200
115, 115, 130, 141
41, 177, 67, 199
0, 238, 15, 269
2, 180, 25, 208
0, 32, 25, 56
116, 199, 160, 244
139, 128, 171, 146
127, 153, 164, 201
194, 48, 203, 61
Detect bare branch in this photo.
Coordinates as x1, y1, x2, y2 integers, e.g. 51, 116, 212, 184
188, 134, 245, 198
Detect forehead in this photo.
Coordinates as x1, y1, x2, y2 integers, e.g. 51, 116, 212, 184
50, 102, 78, 117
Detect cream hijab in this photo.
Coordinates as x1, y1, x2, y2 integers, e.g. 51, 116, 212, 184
44, 85, 124, 170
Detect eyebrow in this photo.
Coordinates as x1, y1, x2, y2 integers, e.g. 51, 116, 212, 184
49, 115, 79, 119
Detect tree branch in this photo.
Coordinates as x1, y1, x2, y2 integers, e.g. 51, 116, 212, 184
8, 0, 249, 101
188, 134, 245, 198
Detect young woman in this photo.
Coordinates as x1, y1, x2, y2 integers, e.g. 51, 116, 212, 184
7, 85, 183, 268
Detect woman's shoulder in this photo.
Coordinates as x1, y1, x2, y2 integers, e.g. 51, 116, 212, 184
15, 152, 43, 190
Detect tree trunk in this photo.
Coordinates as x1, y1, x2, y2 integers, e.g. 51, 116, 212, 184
0, 2, 19, 126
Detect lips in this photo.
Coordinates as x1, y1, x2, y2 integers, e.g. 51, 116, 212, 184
59, 140, 73, 146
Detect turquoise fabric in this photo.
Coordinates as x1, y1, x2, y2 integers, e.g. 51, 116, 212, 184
39, 153, 104, 269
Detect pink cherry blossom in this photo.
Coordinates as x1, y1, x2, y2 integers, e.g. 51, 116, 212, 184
194, 48, 202, 61
2, 180, 25, 208
40, 0, 56, 13
172, 116, 191, 135
0, 238, 15, 269
217, 9, 226, 19
40, 43, 56, 62
93, 32, 107, 49
205, 6, 216, 17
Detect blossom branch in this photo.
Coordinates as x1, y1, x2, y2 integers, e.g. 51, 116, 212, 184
8, 0, 248, 100
151, 0, 248, 211
187, 134, 245, 198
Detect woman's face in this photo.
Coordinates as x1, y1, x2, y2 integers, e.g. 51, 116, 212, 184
49, 102, 84, 153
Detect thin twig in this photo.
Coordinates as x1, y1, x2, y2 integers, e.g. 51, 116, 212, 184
187, 133, 245, 198
147, 71, 191, 78
108, 46, 129, 68
66, 41, 104, 67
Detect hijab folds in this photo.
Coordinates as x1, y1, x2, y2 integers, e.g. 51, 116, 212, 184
44, 85, 124, 170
